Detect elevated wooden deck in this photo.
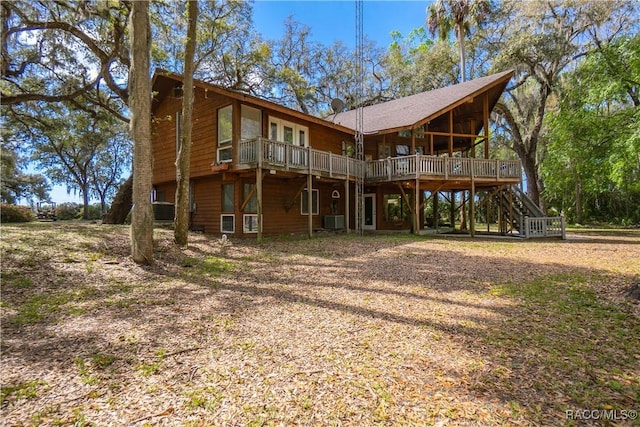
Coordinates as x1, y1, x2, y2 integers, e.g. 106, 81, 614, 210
238, 138, 365, 181
237, 138, 521, 187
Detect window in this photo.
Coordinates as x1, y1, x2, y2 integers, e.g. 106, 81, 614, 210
342, 140, 355, 158
398, 125, 425, 138
301, 189, 319, 215
221, 214, 235, 233
243, 183, 257, 212
222, 183, 234, 213
243, 214, 259, 233
415, 146, 425, 155
396, 144, 410, 156
241, 105, 262, 141
217, 105, 233, 162
384, 194, 410, 222
269, 117, 308, 147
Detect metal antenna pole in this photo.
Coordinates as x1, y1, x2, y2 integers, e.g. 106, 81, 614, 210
355, 0, 364, 235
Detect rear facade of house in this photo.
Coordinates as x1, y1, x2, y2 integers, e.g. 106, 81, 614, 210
151, 69, 560, 239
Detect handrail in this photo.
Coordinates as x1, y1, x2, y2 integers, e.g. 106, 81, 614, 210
523, 216, 566, 239
238, 138, 365, 178
238, 139, 522, 183
365, 155, 521, 181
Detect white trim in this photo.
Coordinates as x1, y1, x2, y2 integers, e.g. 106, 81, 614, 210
241, 104, 262, 141
217, 104, 233, 146
268, 116, 309, 147
217, 146, 233, 163
363, 193, 376, 230
301, 188, 319, 215
220, 214, 235, 233
243, 214, 259, 233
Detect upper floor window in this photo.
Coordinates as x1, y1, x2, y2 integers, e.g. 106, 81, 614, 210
269, 116, 308, 147
217, 105, 233, 162
218, 105, 233, 146
241, 105, 262, 141
398, 125, 425, 139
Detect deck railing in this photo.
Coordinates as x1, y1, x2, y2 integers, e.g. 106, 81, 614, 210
238, 139, 520, 183
238, 138, 365, 178
522, 216, 566, 239
366, 155, 521, 181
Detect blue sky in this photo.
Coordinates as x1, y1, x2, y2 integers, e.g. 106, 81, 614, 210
49, 1, 431, 204
252, 0, 430, 48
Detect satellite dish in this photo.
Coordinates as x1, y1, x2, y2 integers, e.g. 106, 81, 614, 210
330, 98, 345, 113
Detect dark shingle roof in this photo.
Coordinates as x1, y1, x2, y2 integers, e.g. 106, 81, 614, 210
327, 70, 513, 134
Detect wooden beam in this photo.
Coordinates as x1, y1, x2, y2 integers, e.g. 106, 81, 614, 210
345, 180, 350, 233
257, 168, 263, 243
470, 119, 476, 158
307, 174, 313, 239
414, 177, 420, 234
419, 183, 446, 210
448, 110, 454, 157
283, 179, 307, 212
484, 92, 489, 159
411, 128, 416, 155
470, 171, 476, 237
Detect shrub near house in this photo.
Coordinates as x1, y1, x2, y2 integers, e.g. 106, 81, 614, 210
0, 203, 34, 223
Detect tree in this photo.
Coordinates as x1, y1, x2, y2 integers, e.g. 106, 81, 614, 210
0, 144, 49, 204
487, 0, 639, 208
90, 130, 131, 216
174, 0, 198, 246
543, 34, 640, 224
1, 1, 130, 114
5, 102, 125, 219
426, 0, 492, 83
129, 0, 154, 264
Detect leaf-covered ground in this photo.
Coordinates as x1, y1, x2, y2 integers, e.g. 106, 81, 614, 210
1, 222, 639, 426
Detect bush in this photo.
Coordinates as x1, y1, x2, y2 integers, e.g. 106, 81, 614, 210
56, 203, 82, 220
88, 203, 106, 220
0, 203, 34, 223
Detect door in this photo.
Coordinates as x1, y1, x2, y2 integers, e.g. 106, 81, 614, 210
363, 193, 376, 230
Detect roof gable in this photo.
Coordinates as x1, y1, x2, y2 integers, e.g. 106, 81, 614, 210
151, 69, 355, 134
327, 70, 514, 135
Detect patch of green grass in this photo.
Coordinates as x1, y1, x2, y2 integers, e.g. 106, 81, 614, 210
200, 256, 236, 276
8, 286, 94, 325
181, 256, 236, 281
1, 380, 46, 405
91, 353, 117, 369
74, 358, 99, 385
1, 272, 34, 289
136, 350, 166, 377
184, 386, 223, 411
9, 294, 67, 325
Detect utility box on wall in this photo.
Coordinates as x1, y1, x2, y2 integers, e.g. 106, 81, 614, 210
323, 215, 345, 230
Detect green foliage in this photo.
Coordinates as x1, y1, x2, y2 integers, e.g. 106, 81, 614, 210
1, 380, 46, 406
55, 203, 82, 221
0, 146, 49, 204
0, 203, 34, 222
543, 35, 640, 224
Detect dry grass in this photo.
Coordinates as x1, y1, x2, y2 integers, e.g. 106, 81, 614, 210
1, 222, 639, 426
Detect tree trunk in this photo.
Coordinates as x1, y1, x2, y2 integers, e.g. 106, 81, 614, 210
129, 1, 154, 264
457, 22, 466, 82
102, 175, 132, 224
174, 0, 198, 246
521, 153, 541, 209
575, 177, 582, 224
82, 186, 90, 219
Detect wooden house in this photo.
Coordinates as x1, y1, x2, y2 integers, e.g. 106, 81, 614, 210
151, 69, 563, 239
